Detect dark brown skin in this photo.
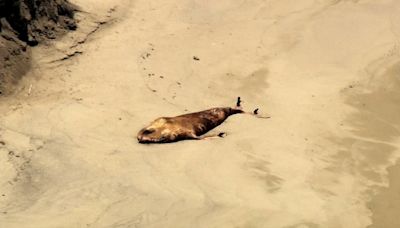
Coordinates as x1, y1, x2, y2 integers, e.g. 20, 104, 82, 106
137, 107, 241, 143
137, 98, 269, 144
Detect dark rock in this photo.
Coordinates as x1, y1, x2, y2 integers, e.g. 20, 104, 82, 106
1, 0, 77, 45
0, 0, 77, 95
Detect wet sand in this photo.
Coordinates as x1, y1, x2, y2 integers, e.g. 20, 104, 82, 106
1, 0, 400, 227
368, 161, 400, 228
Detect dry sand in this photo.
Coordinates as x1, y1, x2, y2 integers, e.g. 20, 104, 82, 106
1, 0, 400, 227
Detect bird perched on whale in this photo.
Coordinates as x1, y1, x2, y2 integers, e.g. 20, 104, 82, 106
137, 97, 269, 144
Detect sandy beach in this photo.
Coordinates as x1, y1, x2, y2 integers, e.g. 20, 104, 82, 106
1, 0, 400, 227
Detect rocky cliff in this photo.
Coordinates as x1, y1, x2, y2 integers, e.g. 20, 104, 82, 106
0, 0, 76, 95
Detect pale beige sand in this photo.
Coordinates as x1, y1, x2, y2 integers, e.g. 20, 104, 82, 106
1, 0, 400, 227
